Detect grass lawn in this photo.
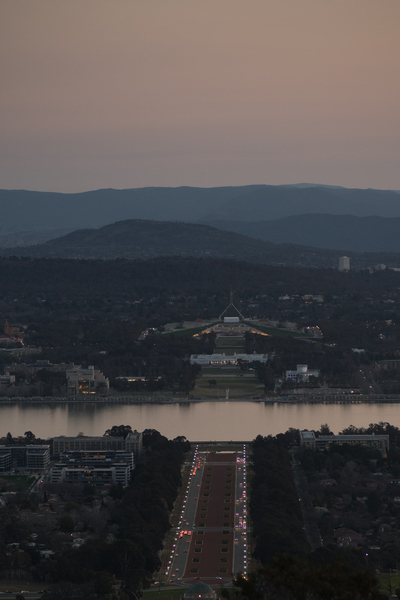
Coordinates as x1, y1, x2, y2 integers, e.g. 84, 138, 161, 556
244, 321, 307, 338
163, 323, 218, 337
0, 579, 45, 592
0, 475, 36, 491
199, 367, 239, 376
194, 374, 265, 399
379, 572, 400, 596
215, 338, 246, 348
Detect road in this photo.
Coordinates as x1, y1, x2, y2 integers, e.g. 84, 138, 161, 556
165, 446, 204, 583
165, 444, 247, 588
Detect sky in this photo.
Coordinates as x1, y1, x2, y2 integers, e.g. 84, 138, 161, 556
1, 0, 400, 193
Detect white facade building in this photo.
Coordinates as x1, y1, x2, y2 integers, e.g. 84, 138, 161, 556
338, 256, 350, 271
285, 364, 320, 381
66, 365, 109, 394
190, 353, 268, 366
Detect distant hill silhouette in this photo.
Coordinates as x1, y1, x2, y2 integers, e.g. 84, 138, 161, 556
1, 184, 400, 233
2, 219, 400, 270
204, 214, 400, 253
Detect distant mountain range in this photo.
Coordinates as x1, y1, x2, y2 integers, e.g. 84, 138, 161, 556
2, 184, 400, 256
1, 184, 400, 229
2, 219, 400, 270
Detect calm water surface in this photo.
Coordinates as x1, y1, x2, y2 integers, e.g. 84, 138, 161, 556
1, 401, 400, 440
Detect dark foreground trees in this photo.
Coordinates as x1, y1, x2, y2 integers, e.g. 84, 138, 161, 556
250, 435, 309, 564
40, 431, 189, 600
231, 554, 383, 600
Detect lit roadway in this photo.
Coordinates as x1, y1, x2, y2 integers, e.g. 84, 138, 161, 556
165, 444, 247, 585
165, 446, 204, 584
233, 445, 248, 576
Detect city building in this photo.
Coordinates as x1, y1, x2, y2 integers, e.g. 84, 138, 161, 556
52, 431, 143, 460
0, 452, 11, 472
190, 353, 268, 366
299, 431, 389, 456
50, 450, 134, 486
338, 256, 350, 271
0, 445, 50, 471
285, 364, 320, 381
66, 365, 109, 395
299, 430, 316, 450
0, 372, 15, 386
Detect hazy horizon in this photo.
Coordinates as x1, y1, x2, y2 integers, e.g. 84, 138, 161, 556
2, 1, 400, 193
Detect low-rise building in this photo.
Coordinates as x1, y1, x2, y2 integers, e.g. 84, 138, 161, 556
190, 353, 268, 366
66, 365, 109, 395
0, 445, 50, 471
53, 431, 143, 460
299, 430, 389, 456
285, 364, 320, 381
51, 450, 134, 487
0, 372, 15, 386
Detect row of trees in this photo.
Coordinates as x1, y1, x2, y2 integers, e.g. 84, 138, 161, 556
231, 431, 386, 599
250, 435, 309, 564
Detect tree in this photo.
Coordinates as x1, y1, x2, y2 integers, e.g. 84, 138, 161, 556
60, 516, 74, 533
319, 424, 333, 436
24, 431, 36, 442
366, 491, 381, 517
103, 425, 132, 439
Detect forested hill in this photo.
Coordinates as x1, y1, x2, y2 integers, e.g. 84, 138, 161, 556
2, 219, 400, 270
0, 219, 338, 267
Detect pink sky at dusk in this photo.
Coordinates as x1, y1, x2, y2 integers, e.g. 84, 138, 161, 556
1, 0, 400, 193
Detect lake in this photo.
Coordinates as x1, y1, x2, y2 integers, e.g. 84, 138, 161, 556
1, 401, 400, 441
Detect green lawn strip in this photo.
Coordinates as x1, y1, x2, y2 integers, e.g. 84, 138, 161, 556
0, 475, 36, 491
378, 572, 400, 596
215, 339, 246, 348
194, 375, 264, 398
163, 323, 219, 337
243, 321, 307, 338
0, 579, 44, 592
199, 367, 239, 376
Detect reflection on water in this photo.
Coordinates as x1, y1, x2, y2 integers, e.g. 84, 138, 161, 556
1, 401, 400, 441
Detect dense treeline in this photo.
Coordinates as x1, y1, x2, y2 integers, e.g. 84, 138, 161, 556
245, 332, 365, 390
238, 431, 387, 599
230, 553, 383, 600
1, 256, 400, 320
37, 430, 189, 600
2, 255, 400, 396
250, 435, 310, 564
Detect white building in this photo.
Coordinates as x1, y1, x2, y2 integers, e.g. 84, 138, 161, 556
190, 353, 268, 366
285, 364, 320, 381
66, 365, 109, 395
338, 256, 350, 271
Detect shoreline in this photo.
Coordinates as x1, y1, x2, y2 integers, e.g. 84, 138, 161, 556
1, 394, 400, 405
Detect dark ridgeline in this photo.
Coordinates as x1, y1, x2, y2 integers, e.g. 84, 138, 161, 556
2, 218, 400, 269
